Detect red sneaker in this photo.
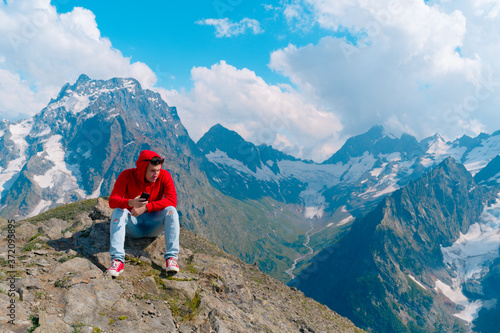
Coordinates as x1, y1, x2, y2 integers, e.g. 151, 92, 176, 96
165, 257, 179, 273
107, 259, 124, 277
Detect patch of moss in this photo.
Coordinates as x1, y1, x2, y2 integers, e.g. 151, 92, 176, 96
144, 268, 161, 276
71, 323, 85, 333
28, 232, 42, 242
165, 276, 194, 281
168, 292, 202, 322
58, 255, 76, 263
154, 276, 167, 289
184, 262, 198, 274
126, 256, 150, 267
118, 316, 128, 320
250, 276, 264, 284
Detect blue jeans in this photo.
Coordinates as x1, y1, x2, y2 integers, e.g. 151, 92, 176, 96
109, 206, 179, 262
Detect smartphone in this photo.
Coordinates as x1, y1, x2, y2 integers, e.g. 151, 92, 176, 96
140, 192, 150, 200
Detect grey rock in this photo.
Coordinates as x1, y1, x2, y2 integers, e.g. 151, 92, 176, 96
63, 279, 122, 325
107, 298, 139, 320
91, 198, 113, 220
0, 293, 32, 332
19, 288, 35, 302
20, 276, 43, 289
138, 276, 159, 295
31, 312, 73, 333
51, 257, 102, 286
162, 279, 198, 300
0, 283, 20, 299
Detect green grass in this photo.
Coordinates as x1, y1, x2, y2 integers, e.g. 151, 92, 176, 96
28, 232, 42, 242
168, 291, 202, 322
24, 198, 99, 223
0, 258, 8, 267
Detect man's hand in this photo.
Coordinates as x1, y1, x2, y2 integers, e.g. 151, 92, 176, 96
131, 205, 147, 217
128, 195, 148, 208
128, 195, 148, 217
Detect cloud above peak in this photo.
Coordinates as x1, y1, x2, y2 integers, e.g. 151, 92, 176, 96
0, 0, 156, 120
196, 18, 263, 38
161, 61, 342, 162
271, 0, 500, 142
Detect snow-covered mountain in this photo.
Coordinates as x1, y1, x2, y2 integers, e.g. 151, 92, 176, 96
0, 74, 198, 218
199, 123, 500, 225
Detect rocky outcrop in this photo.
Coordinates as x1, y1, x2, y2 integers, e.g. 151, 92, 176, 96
0, 198, 363, 333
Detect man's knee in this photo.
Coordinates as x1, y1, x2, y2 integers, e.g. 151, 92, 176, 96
111, 208, 129, 224
164, 206, 177, 216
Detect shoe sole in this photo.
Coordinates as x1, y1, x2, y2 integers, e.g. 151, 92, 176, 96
165, 267, 179, 273
107, 269, 123, 277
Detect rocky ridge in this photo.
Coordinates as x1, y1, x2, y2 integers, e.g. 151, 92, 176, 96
0, 198, 362, 333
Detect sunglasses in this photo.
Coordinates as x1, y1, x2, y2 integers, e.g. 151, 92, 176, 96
142, 157, 164, 166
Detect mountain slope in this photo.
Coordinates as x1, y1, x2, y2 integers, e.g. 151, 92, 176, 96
291, 158, 492, 332
198, 123, 500, 281
0, 198, 364, 333
0, 75, 315, 282
197, 124, 306, 202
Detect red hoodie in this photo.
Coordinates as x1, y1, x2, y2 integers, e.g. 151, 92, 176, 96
109, 150, 177, 212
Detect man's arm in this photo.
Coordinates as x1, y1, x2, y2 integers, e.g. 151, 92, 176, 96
109, 172, 133, 209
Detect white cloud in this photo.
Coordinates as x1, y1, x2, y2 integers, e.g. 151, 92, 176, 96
0, 0, 156, 121
159, 61, 342, 162
272, 0, 500, 142
196, 18, 263, 37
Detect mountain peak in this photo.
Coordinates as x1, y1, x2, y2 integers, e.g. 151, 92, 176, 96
197, 124, 248, 153
76, 73, 91, 83
323, 125, 420, 164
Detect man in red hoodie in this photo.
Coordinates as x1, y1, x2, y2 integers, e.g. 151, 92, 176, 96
106, 150, 179, 276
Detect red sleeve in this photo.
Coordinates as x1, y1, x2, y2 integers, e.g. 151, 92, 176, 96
147, 172, 177, 212
109, 171, 132, 210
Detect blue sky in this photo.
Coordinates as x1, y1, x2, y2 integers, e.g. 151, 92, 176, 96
51, 0, 326, 89
1, 0, 500, 161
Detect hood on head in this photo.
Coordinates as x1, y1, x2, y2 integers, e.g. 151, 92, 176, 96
136, 150, 161, 183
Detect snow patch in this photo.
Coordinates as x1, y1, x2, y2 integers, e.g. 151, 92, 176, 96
52, 92, 90, 114
337, 215, 355, 226
89, 179, 103, 198
33, 135, 84, 196
408, 275, 426, 290
370, 163, 387, 177
304, 206, 324, 219
463, 135, 500, 174
437, 196, 500, 323
25, 199, 52, 218
206, 149, 279, 182
0, 119, 33, 193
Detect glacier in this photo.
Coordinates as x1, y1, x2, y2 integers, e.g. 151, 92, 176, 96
436, 195, 500, 323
